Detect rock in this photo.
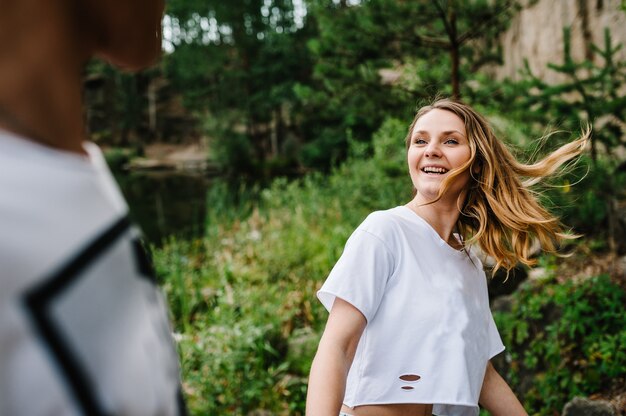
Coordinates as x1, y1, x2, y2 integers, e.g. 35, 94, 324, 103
488, 0, 626, 83
475, 246, 532, 301
562, 397, 616, 416
491, 294, 514, 314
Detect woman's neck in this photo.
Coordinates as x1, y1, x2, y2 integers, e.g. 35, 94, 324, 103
407, 193, 464, 245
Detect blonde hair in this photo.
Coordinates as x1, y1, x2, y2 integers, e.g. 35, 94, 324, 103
405, 99, 590, 274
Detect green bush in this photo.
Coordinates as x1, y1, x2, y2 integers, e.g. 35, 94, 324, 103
103, 147, 136, 171
153, 118, 411, 414
494, 274, 626, 414
528, 153, 626, 239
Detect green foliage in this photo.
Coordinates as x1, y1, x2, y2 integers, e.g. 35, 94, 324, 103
519, 27, 626, 160
153, 119, 409, 414
483, 26, 626, 245
85, 60, 155, 146
293, 0, 413, 170
207, 122, 258, 177
89, 0, 521, 172
494, 275, 626, 414
296, 0, 519, 169
102, 147, 138, 171
164, 0, 313, 175
371, 117, 408, 177
543, 155, 626, 235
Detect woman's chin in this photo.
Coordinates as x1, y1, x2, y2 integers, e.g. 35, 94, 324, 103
415, 189, 440, 203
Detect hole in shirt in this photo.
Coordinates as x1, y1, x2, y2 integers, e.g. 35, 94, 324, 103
399, 374, 421, 382
401, 386, 414, 390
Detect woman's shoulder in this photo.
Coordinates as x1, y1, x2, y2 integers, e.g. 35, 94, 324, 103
357, 206, 411, 240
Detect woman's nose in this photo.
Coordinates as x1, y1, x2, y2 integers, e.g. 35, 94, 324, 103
425, 142, 442, 157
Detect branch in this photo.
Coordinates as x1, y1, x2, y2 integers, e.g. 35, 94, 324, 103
416, 35, 450, 49
456, 1, 517, 45
433, 0, 456, 43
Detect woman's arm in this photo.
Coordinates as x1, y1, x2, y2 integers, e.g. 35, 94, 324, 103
479, 361, 528, 416
306, 297, 367, 416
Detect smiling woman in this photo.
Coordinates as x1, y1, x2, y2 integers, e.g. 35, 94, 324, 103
306, 98, 589, 416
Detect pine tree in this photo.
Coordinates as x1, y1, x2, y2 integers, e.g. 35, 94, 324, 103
521, 27, 626, 253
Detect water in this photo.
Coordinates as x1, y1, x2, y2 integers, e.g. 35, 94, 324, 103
114, 171, 212, 245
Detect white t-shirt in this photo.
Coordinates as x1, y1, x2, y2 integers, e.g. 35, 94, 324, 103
0, 130, 185, 415
318, 206, 504, 416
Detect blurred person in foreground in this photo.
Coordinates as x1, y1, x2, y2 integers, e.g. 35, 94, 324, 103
0, 0, 187, 415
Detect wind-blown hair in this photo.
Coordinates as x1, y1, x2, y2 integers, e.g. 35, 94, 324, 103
405, 99, 590, 273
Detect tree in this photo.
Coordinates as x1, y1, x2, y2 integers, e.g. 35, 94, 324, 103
84, 60, 155, 148
522, 27, 626, 163
164, 0, 313, 176
398, 0, 520, 100
519, 27, 626, 253
295, 0, 519, 169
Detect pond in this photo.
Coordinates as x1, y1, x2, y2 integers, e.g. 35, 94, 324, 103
114, 171, 212, 245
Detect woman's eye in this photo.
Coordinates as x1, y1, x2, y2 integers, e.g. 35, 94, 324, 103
414, 138, 427, 145
444, 138, 459, 145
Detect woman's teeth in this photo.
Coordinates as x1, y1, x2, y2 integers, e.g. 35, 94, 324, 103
422, 167, 448, 174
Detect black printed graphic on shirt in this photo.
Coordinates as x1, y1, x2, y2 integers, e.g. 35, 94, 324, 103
24, 216, 186, 416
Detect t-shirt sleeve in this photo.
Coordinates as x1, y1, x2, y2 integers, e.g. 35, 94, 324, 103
317, 228, 395, 323
487, 309, 505, 359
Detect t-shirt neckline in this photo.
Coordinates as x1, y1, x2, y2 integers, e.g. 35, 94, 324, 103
395, 205, 467, 258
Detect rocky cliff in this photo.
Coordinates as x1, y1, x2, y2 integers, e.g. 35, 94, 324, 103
490, 0, 626, 83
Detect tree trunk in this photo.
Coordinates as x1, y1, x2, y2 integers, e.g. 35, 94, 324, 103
451, 45, 460, 100
577, 0, 594, 62
148, 80, 158, 140
448, 8, 460, 100
271, 108, 279, 158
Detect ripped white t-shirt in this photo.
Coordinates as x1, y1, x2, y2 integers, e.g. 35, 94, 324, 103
318, 206, 504, 416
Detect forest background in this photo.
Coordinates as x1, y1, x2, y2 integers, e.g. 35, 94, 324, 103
88, 0, 626, 414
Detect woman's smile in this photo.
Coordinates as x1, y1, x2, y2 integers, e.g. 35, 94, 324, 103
420, 165, 449, 175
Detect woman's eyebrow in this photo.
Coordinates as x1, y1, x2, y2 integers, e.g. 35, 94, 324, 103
413, 129, 466, 137
441, 130, 466, 137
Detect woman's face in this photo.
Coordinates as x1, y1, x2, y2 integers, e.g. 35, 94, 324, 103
407, 109, 472, 203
